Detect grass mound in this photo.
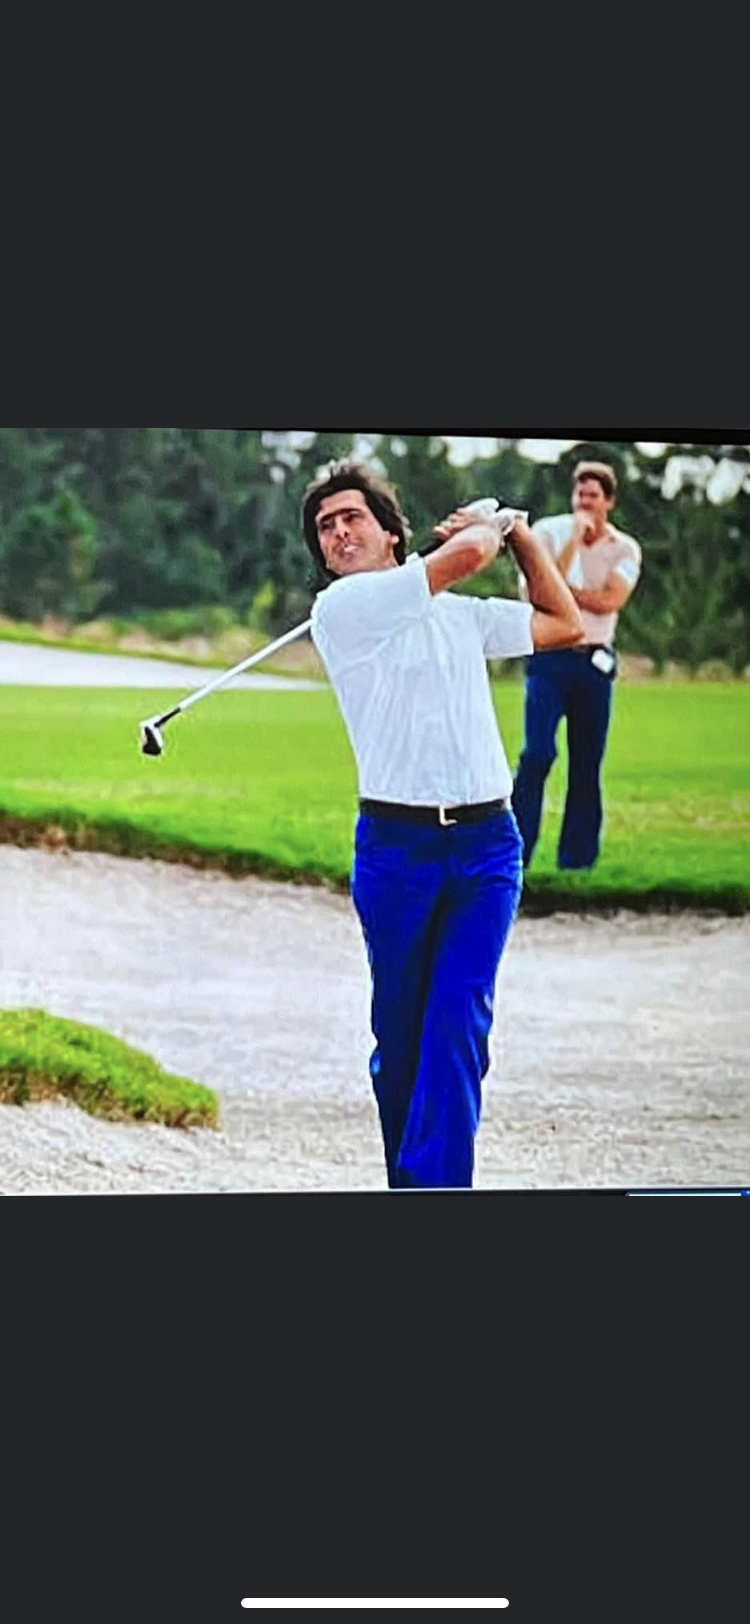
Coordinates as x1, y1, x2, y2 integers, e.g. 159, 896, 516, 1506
0, 1008, 220, 1128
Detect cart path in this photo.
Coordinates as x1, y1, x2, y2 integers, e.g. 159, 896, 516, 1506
0, 639, 321, 689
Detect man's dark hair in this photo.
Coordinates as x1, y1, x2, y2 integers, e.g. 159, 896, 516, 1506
573, 460, 618, 501
302, 460, 412, 584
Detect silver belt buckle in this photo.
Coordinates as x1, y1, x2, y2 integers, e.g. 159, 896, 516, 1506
438, 806, 458, 827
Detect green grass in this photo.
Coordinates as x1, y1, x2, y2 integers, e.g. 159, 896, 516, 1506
0, 1008, 220, 1127
494, 681, 750, 912
0, 682, 748, 910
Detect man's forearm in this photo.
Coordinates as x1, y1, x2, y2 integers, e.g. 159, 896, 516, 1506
424, 522, 501, 596
556, 534, 580, 579
509, 521, 582, 623
571, 584, 623, 614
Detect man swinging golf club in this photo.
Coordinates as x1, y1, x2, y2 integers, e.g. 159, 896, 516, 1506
304, 461, 584, 1190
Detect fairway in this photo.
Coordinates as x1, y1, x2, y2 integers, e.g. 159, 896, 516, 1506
1, 682, 749, 908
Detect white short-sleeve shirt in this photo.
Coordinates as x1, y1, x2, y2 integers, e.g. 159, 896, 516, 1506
311, 555, 534, 805
528, 514, 641, 646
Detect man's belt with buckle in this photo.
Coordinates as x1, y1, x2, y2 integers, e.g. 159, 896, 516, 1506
359, 798, 510, 828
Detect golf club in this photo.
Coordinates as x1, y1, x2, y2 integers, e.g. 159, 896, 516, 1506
140, 618, 312, 756
139, 498, 520, 757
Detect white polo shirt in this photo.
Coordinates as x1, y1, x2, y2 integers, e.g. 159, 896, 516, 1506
311, 555, 534, 806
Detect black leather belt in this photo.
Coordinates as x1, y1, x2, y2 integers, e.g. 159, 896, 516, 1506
360, 798, 510, 828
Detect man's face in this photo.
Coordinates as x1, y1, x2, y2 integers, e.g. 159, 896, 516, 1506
315, 489, 399, 577
573, 477, 615, 532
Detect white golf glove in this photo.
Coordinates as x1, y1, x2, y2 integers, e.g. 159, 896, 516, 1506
464, 498, 528, 547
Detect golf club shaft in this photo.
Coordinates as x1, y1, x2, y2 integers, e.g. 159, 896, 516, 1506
148, 501, 512, 735
156, 618, 313, 726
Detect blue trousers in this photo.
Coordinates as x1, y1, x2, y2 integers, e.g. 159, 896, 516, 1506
351, 809, 523, 1190
512, 649, 616, 871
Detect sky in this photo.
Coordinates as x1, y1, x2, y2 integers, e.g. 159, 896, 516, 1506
284, 434, 587, 464
281, 433, 749, 504
446, 437, 575, 465
442, 437, 670, 465
384, 436, 750, 503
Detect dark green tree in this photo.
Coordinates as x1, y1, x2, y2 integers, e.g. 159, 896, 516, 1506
0, 489, 101, 621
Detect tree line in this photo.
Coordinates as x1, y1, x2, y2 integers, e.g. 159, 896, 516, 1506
0, 429, 748, 671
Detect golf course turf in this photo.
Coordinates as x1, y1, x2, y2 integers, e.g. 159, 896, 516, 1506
1, 681, 748, 912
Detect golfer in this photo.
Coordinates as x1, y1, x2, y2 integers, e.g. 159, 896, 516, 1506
304, 462, 583, 1190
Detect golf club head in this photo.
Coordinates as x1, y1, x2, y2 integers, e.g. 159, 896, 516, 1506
140, 720, 164, 758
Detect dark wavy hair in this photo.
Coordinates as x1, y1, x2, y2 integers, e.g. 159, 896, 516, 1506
302, 460, 412, 585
